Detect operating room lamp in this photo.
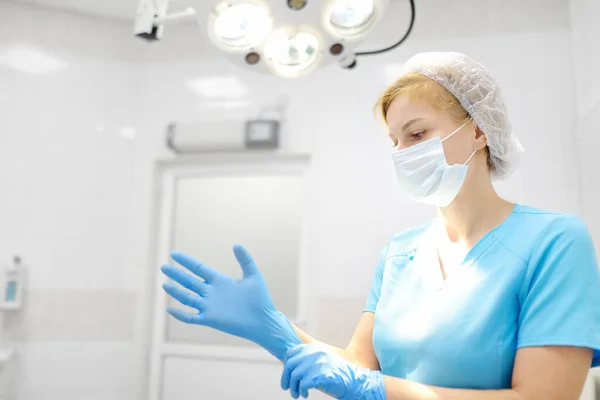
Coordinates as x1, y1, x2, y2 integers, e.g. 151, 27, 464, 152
134, 0, 415, 78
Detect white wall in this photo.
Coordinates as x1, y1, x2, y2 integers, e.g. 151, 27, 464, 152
569, 0, 600, 250
0, 3, 145, 400
569, 0, 600, 393
0, 0, 594, 399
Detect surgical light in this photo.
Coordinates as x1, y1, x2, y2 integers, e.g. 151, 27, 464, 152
264, 27, 323, 78
134, 0, 416, 78
287, 0, 307, 10
208, 1, 273, 52
324, 0, 378, 40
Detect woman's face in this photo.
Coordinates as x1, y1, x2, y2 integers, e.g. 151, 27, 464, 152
386, 96, 486, 167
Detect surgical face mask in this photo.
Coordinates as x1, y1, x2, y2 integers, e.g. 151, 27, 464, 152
392, 119, 477, 207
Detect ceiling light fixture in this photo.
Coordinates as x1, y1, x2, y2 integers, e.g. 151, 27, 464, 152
134, 0, 415, 78
208, 1, 273, 52
0, 45, 66, 75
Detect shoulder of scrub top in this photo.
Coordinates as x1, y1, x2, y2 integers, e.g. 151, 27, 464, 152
494, 205, 595, 265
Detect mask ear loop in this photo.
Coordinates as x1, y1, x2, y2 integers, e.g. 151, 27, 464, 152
441, 117, 478, 165
463, 148, 479, 165
441, 117, 473, 143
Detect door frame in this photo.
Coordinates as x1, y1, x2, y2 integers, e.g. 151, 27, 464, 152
145, 153, 312, 400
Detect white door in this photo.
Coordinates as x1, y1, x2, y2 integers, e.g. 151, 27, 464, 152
147, 154, 313, 400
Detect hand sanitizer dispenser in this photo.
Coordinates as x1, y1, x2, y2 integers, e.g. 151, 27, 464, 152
1, 256, 24, 310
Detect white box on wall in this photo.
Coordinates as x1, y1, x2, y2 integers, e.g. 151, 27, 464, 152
166, 120, 281, 153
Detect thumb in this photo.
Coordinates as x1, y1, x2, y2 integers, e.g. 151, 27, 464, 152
233, 244, 260, 278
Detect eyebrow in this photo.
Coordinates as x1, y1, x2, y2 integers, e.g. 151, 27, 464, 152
400, 117, 426, 132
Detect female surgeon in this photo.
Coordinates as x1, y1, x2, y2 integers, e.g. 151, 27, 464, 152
160, 52, 600, 400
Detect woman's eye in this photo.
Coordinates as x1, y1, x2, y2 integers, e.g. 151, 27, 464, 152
411, 130, 426, 140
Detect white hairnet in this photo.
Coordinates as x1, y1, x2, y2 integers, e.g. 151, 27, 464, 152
402, 51, 523, 180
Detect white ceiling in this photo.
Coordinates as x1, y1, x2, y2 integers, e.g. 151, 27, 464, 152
5, 0, 571, 37
6, 0, 140, 22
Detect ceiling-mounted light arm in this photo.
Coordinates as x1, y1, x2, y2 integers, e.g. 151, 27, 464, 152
354, 0, 415, 57
134, 0, 197, 41
155, 7, 197, 25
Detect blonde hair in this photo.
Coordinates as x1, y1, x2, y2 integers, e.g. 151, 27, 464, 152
375, 73, 494, 172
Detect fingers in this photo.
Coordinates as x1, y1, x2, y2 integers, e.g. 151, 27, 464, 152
162, 282, 204, 310
161, 264, 209, 295
298, 367, 330, 399
281, 346, 305, 390
299, 376, 313, 399
289, 361, 312, 399
232, 244, 258, 278
166, 307, 204, 325
171, 251, 218, 283
282, 345, 342, 399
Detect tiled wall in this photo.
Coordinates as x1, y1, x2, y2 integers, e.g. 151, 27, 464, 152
0, 3, 144, 399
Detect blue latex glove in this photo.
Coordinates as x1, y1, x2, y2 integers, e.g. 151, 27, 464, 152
281, 344, 386, 400
161, 244, 301, 361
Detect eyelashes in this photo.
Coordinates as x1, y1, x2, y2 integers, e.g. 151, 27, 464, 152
411, 130, 426, 140
390, 130, 428, 148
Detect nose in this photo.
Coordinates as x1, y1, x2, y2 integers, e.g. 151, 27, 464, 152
394, 141, 416, 151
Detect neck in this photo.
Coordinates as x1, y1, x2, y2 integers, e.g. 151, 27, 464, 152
437, 176, 514, 244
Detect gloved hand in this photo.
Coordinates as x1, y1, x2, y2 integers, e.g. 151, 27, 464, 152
281, 344, 386, 400
161, 244, 301, 361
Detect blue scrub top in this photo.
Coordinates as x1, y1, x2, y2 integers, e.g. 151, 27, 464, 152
365, 204, 600, 389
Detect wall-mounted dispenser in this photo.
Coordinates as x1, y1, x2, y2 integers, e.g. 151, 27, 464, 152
0, 256, 24, 311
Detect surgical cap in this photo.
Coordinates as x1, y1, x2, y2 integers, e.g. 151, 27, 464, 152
402, 52, 524, 180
